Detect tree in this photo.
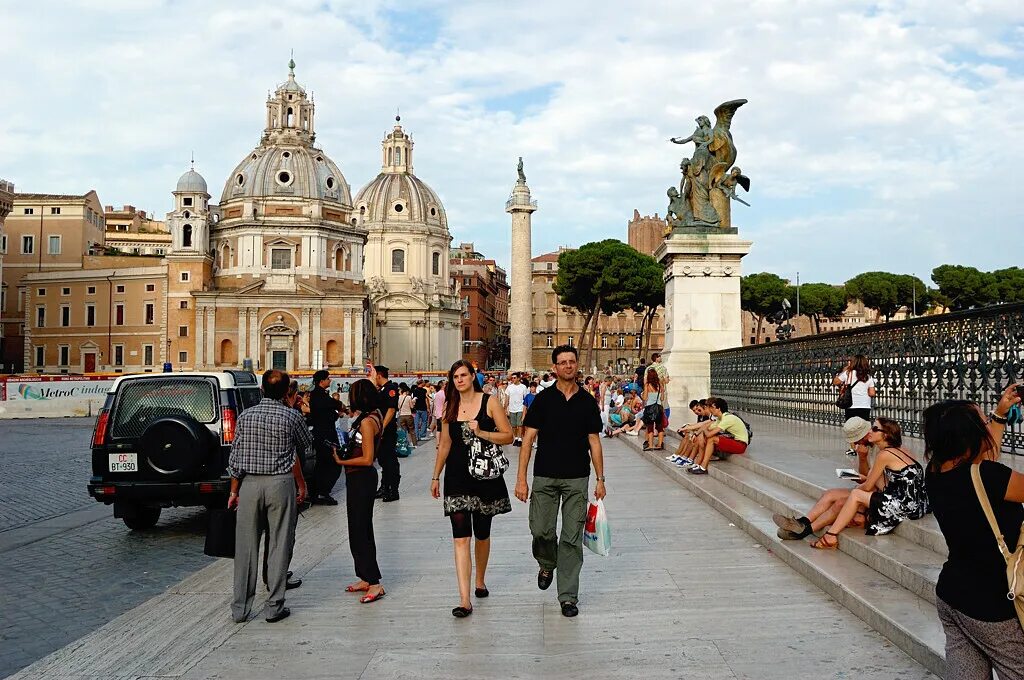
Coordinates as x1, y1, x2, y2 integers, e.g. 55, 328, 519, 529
618, 253, 664, 361
991, 267, 1024, 304
894, 274, 931, 316
931, 265, 997, 311
793, 283, 846, 333
741, 273, 789, 339
845, 271, 901, 320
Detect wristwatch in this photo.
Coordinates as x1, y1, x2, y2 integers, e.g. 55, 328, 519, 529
596, 476, 606, 482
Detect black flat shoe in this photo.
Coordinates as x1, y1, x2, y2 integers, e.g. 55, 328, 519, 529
312, 496, 338, 506
560, 602, 579, 617
266, 607, 291, 623
475, 587, 489, 598
538, 568, 553, 590
452, 606, 473, 618
285, 578, 302, 590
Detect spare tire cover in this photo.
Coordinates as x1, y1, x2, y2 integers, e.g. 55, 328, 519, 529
139, 416, 212, 480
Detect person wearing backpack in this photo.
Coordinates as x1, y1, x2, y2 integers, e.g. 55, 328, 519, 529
924, 385, 1024, 679
689, 397, 748, 475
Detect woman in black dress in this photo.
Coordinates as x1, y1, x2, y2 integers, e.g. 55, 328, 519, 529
431, 360, 514, 617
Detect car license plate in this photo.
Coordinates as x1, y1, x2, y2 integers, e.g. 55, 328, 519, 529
108, 453, 138, 472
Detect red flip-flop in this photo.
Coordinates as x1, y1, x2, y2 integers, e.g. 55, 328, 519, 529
345, 583, 369, 593
360, 589, 386, 604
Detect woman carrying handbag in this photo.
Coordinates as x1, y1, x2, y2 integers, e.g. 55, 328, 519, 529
641, 368, 665, 451
431, 360, 514, 618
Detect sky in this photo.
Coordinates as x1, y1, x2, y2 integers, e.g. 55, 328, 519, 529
2, 0, 1022, 285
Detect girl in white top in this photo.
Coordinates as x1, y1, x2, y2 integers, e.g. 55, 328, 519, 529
834, 354, 877, 420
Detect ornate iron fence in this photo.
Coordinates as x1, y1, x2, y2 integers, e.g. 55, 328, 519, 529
711, 303, 1024, 453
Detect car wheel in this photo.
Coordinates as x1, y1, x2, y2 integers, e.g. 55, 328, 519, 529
122, 505, 161, 530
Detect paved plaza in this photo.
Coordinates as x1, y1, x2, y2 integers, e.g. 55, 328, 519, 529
6, 419, 935, 679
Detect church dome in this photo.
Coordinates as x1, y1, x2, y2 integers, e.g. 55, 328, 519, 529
353, 117, 447, 230
176, 169, 208, 194
220, 144, 352, 206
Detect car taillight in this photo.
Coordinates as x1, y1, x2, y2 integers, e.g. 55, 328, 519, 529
222, 407, 236, 444
93, 410, 110, 447
199, 483, 216, 493
96, 486, 116, 495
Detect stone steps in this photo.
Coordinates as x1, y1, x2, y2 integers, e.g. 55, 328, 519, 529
618, 434, 945, 676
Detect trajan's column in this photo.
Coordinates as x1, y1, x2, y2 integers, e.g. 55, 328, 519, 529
506, 157, 537, 373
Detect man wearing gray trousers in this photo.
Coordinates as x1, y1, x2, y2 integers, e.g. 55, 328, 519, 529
228, 369, 311, 623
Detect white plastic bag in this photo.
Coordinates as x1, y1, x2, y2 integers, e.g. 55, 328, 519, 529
583, 499, 611, 556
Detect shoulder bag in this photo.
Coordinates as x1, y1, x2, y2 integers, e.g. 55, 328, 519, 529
642, 391, 664, 425
465, 396, 509, 480
970, 463, 1024, 629
835, 371, 853, 410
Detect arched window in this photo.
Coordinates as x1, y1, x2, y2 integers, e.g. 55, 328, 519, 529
344, 249, 352, 272
391, 248, 405, 273
325, 340, 339, 365
286, 107, 294, 127
334, 247, 344, 271
221, 244, 230, 269
220, 339, 236, 365
387, 148, 392, 165
432, 252, 440, 276
395, 148, 401, 165
183, 224, 192, 248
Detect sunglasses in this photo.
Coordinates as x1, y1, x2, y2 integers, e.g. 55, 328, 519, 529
870, 426, 883, 432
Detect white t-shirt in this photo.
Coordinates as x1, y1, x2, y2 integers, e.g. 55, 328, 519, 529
613, 393, 625, 408
505, 383, 528, 412
538, 379, 555, 392
839, 370, 876, 410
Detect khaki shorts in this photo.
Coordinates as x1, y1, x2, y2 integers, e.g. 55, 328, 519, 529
508, 411, 523, 427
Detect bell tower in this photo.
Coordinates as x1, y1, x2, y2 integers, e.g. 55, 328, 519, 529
168, 161, 211, 255
263, 57, 315, 147
380, 115, 413, 174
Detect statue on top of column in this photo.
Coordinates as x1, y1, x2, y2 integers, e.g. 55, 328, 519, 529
667, 99, 750, 230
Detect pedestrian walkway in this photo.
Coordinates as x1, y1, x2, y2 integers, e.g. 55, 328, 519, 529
11, 435, 934, 679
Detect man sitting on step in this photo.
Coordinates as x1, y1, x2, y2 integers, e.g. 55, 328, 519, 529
667, 399, 715, 467
688, 397, 749, 475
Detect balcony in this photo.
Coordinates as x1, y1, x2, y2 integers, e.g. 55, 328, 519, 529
505, 195, 538, 211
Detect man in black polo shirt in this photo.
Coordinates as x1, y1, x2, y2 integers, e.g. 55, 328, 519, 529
371, 365, 401, 502
307, 370, 344, 505
516, 345, 606, 618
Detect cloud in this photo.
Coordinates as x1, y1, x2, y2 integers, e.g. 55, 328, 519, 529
0, 0, 1022, 286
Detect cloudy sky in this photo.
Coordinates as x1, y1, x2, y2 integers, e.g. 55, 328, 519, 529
2, 0, 1022, 284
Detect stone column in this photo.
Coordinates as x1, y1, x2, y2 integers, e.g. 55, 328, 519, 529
505, 170, 537, 373
353, 309, 364, 367
195, 306, 205, 368
299, 308, 311, 369
655, 231, 752, 427
238, 308, 247, 360
342, 308, 353, 368
248, 308, 259, 369
312, 308, 323, 368
205, 307, 216, 368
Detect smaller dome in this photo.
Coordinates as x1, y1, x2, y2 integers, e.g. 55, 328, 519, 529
176, 169, 208, 194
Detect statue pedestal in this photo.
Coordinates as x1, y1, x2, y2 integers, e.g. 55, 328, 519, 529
655, 230, 752, 426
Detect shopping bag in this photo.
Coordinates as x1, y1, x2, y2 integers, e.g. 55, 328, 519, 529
583, 499, 611, 556
204, 507, 236, 558
396, 429, 414, 458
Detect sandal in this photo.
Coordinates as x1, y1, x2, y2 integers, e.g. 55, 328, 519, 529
345, 582, 370, 593
811, 532, 839, 550
452, 605, 473, 618
360, 587, 386, 603
850, 511, 867, 528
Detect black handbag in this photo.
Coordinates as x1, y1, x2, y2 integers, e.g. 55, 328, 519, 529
835, 373, 853, 410
204, 507, 236, 558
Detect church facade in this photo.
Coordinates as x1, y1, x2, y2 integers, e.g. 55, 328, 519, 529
15, 61, 459, 374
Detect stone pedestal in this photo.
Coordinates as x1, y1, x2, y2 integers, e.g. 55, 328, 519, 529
655, 229, 752, 426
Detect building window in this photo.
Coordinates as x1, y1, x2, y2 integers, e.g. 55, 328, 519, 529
546, 263, 553, 271
601, 335, 608, 348
180, 271, 190, 282
183, 197, 193, 206
34, 345, 44, 367
87, 286, 96, 295
271, 248, 291, 269
183, 224, 192, 247
36, 306, 45, 328
145, 303, 154, 325
59, 345, 70, 366
391, 249, 405, 273
86, 304, 96, 327
432, 252, 440, 276
568, 336, 574, 347
146, 283, 155, 292
50, 207, 61, 215
179, 300, 188, 309
113, 345, 124, 367
635, 336, 641, 349
115, 304, 124, 325
464, 277, 472, 286
48, 235, 61, 254
618, 335, 625, 348
21, 235, 34, 254
463, 327, 470, 341
24, 207, 34, 215
179, 325, 188, 337
115, 284, 125, 293
1, 235, 7, 253
60, 306, 70, 327
143, 345, 154, 366
61, 287, 70, 296
179, 351, 188, 363
37, 288, 46, 296
546, 335, 553, 348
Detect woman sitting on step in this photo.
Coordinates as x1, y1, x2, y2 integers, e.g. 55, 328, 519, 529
773, 418, 929, 547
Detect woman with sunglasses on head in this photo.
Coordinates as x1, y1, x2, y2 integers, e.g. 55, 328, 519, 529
430, 360, 514, 618
925, 385, 1024, 679
807, 417, 928, 549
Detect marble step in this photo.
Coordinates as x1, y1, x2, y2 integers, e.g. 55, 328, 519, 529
621, 436, 945, 677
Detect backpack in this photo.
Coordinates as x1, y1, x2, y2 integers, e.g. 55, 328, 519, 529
731, 411, 754, 444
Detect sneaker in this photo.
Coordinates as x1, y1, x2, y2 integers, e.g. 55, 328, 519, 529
675, 457, 693, 467
845, 448, 856, 456
625, 430, 639, 436
665, 454, 679, 461
689, 464, 708, 475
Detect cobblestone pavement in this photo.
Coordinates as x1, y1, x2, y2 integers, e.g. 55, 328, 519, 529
0, 418, 217, 678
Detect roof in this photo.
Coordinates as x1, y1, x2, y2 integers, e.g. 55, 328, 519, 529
14, 192, 89, 201
531, 252, 561, 263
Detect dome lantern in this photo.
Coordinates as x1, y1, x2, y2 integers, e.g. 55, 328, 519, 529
263, 57, 315, 147
381, 115, 413, 174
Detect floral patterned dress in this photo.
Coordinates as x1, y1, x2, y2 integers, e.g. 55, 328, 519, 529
866, 448, 930, 535
443, 394, 512, 517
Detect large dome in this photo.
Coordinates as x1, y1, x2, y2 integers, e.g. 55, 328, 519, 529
354, 172, 447, 230
220, 144, 352, 206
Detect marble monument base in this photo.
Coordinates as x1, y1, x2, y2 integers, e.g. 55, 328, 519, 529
654, 231, 753, 427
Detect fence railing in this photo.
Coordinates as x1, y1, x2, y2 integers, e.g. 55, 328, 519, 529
711, 303, 1024, 453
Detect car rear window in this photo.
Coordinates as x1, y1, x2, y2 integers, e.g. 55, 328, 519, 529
239, 387, 263, 410
110, 378, 217, 440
